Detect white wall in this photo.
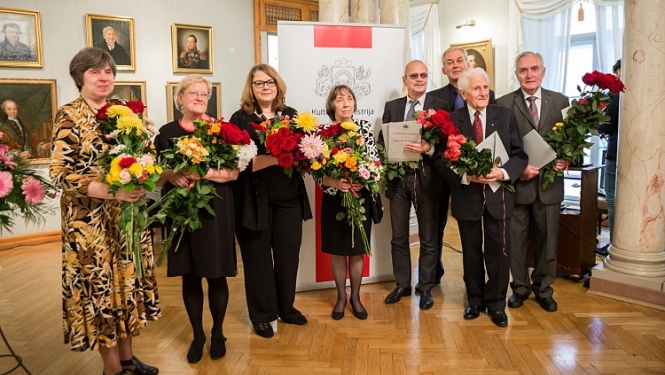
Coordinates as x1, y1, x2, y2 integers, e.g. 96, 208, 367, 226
437, 0, 515, 97
0, 0, 255, 237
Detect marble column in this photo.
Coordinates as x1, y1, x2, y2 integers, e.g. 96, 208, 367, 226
319, 0, 349, 23
590, 0, 665, 306
351, 0, 378, 23
379, 0, 410, 67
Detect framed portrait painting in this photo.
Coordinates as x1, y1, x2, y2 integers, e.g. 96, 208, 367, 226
0, 7, 43, 68
166, 81, 221, 122
85, 13, 136, 71
172, 23, 213, 74
0, 79, 57, 163
109, 80, 147, 117
450, 39, 494, 89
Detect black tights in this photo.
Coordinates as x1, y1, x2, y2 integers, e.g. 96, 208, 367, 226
332, 255, 366, 313
182, 273, 229, 343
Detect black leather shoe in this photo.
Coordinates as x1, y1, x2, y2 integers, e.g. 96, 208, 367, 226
536, 296, 558, 312
252, 322, 274, 338
282, 314, 308, 325
488, 309, 508, 327
419, 290, 434, 310
351, 304, 368, 320
507, 293, 528, 308
210, 335, 226, 360
414, 283, 421, 294
121, 356, 159, 375
102, 372, 124, 375
463, 305, 483, 320
186, 338, 205, 364
384, 287, 411, 304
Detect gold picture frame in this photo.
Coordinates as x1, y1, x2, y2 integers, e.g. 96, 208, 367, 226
172, 23, 213, 74
109, 80, 147, 117
0, 7, 43, 68
85, 13, 136, 71
166, 81, 221, 123
450, 39, 494, 89
0, 78, 57, 164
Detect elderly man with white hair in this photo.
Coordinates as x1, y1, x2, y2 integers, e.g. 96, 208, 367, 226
435, 67, 527, 327
96, 26, 131, 65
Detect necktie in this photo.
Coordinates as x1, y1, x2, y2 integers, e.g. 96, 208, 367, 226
527, 96, 540, 130
454, 90, 465, 110
405, 99, 419, 121
473, 111, 483, 142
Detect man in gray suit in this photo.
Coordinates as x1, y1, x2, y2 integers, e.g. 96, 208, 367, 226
379, 60, 447, 311
496, 51, 569, 312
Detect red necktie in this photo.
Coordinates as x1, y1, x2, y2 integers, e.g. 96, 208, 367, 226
473, 111, 483, 142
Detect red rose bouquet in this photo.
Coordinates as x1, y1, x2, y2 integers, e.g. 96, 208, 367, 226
541, 71, 625, 189
252, 112, 319, 177
152, 118, 256, 265
0, 132, 57, 233
97, 100, 162, 276
309, 121, 383, 255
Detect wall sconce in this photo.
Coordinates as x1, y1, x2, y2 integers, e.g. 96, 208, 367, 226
456, 20, 476, 29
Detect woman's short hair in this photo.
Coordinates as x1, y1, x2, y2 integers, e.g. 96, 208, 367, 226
325, 85, 357, 121
69, 47, 116, 91
239, 64, 286, 114
174, 74, 212, 112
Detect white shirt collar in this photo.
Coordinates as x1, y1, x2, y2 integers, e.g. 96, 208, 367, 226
521, 87, 542, 101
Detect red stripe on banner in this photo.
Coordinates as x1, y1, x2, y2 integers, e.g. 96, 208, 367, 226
313, 25, 372, 48
315, 186, 370, 282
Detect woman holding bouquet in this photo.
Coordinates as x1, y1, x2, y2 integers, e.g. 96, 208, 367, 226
50, 47, 160, 375
230, 64, 312, 338
153, 74, 239, 363
319, 85, 378, 320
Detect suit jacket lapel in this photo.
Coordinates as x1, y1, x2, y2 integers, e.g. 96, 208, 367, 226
513, 90, 537, 129
457, 110, 474, 141
539, 89, 552, 136
485, 106, 498, 138
423, 95, 437, 111
396, 97, 408, 121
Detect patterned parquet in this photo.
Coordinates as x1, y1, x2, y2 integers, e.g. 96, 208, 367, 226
1, 221, 665, 375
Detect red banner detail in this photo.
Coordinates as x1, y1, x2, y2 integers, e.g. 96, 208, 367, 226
313, 25, 372, 48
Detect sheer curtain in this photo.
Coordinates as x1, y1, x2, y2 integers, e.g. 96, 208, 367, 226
596, 3, 624, 73
409, 1, 441, 88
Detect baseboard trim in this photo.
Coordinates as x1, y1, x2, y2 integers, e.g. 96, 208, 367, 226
0, 230, 60, 251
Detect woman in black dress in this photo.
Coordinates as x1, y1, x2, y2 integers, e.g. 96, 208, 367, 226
154, 74, 239, 363
319, 85, 379, 320
230, 64, 312, 338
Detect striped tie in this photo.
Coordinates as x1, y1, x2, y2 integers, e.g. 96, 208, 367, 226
527, 96, 540, 130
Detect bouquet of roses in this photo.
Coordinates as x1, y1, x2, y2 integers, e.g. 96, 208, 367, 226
97, 100, 163, 276
0, 132, 57, 233
153, 117, 256, 265
445, 133, 515, 192
252, 111, 319, 177
541, 70, 625, 189
308, 121, 383, 255
379, 109, 454, 183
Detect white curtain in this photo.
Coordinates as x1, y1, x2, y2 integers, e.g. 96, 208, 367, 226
596, 3, 624, 73
522, 9, 572, 92
409, 1, 441, 88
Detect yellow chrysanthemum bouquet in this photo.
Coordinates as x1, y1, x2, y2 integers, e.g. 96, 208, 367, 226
97, 100, 163, 276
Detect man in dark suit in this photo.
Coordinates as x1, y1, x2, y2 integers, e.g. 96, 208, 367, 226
380, 60, 448, 310
496, 51, 569, 313
97, 26, 131, 66
435, 68, 528, 327
426, 47, 496, 287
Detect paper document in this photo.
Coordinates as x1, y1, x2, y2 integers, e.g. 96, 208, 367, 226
477, 132, 509, 192
561, 105, 571, 120
381, 121, 422, 162
522, 129, 557, 169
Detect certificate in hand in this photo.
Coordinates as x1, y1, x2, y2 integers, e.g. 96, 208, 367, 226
380, 121, 422, 162
522, 129, 557, 169
477, 132, 509, 192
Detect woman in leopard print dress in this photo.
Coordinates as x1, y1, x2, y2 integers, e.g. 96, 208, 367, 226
49, 47, 160, 375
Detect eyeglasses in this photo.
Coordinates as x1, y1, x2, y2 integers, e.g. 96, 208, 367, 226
407, 73, 429, 80
186, 91, 209, 99
252, 80, 276, 88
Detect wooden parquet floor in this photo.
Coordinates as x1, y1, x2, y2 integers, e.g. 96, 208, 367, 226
1, 223, 665, 375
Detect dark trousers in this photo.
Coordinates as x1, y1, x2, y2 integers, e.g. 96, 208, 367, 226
434, 184, 451, 282
389, 172, 439, 291
457, 212, 511, 311
236, 196, 303, 323
509, 197, 559, 299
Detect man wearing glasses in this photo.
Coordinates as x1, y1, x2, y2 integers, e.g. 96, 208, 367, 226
379, 60, 448, 311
